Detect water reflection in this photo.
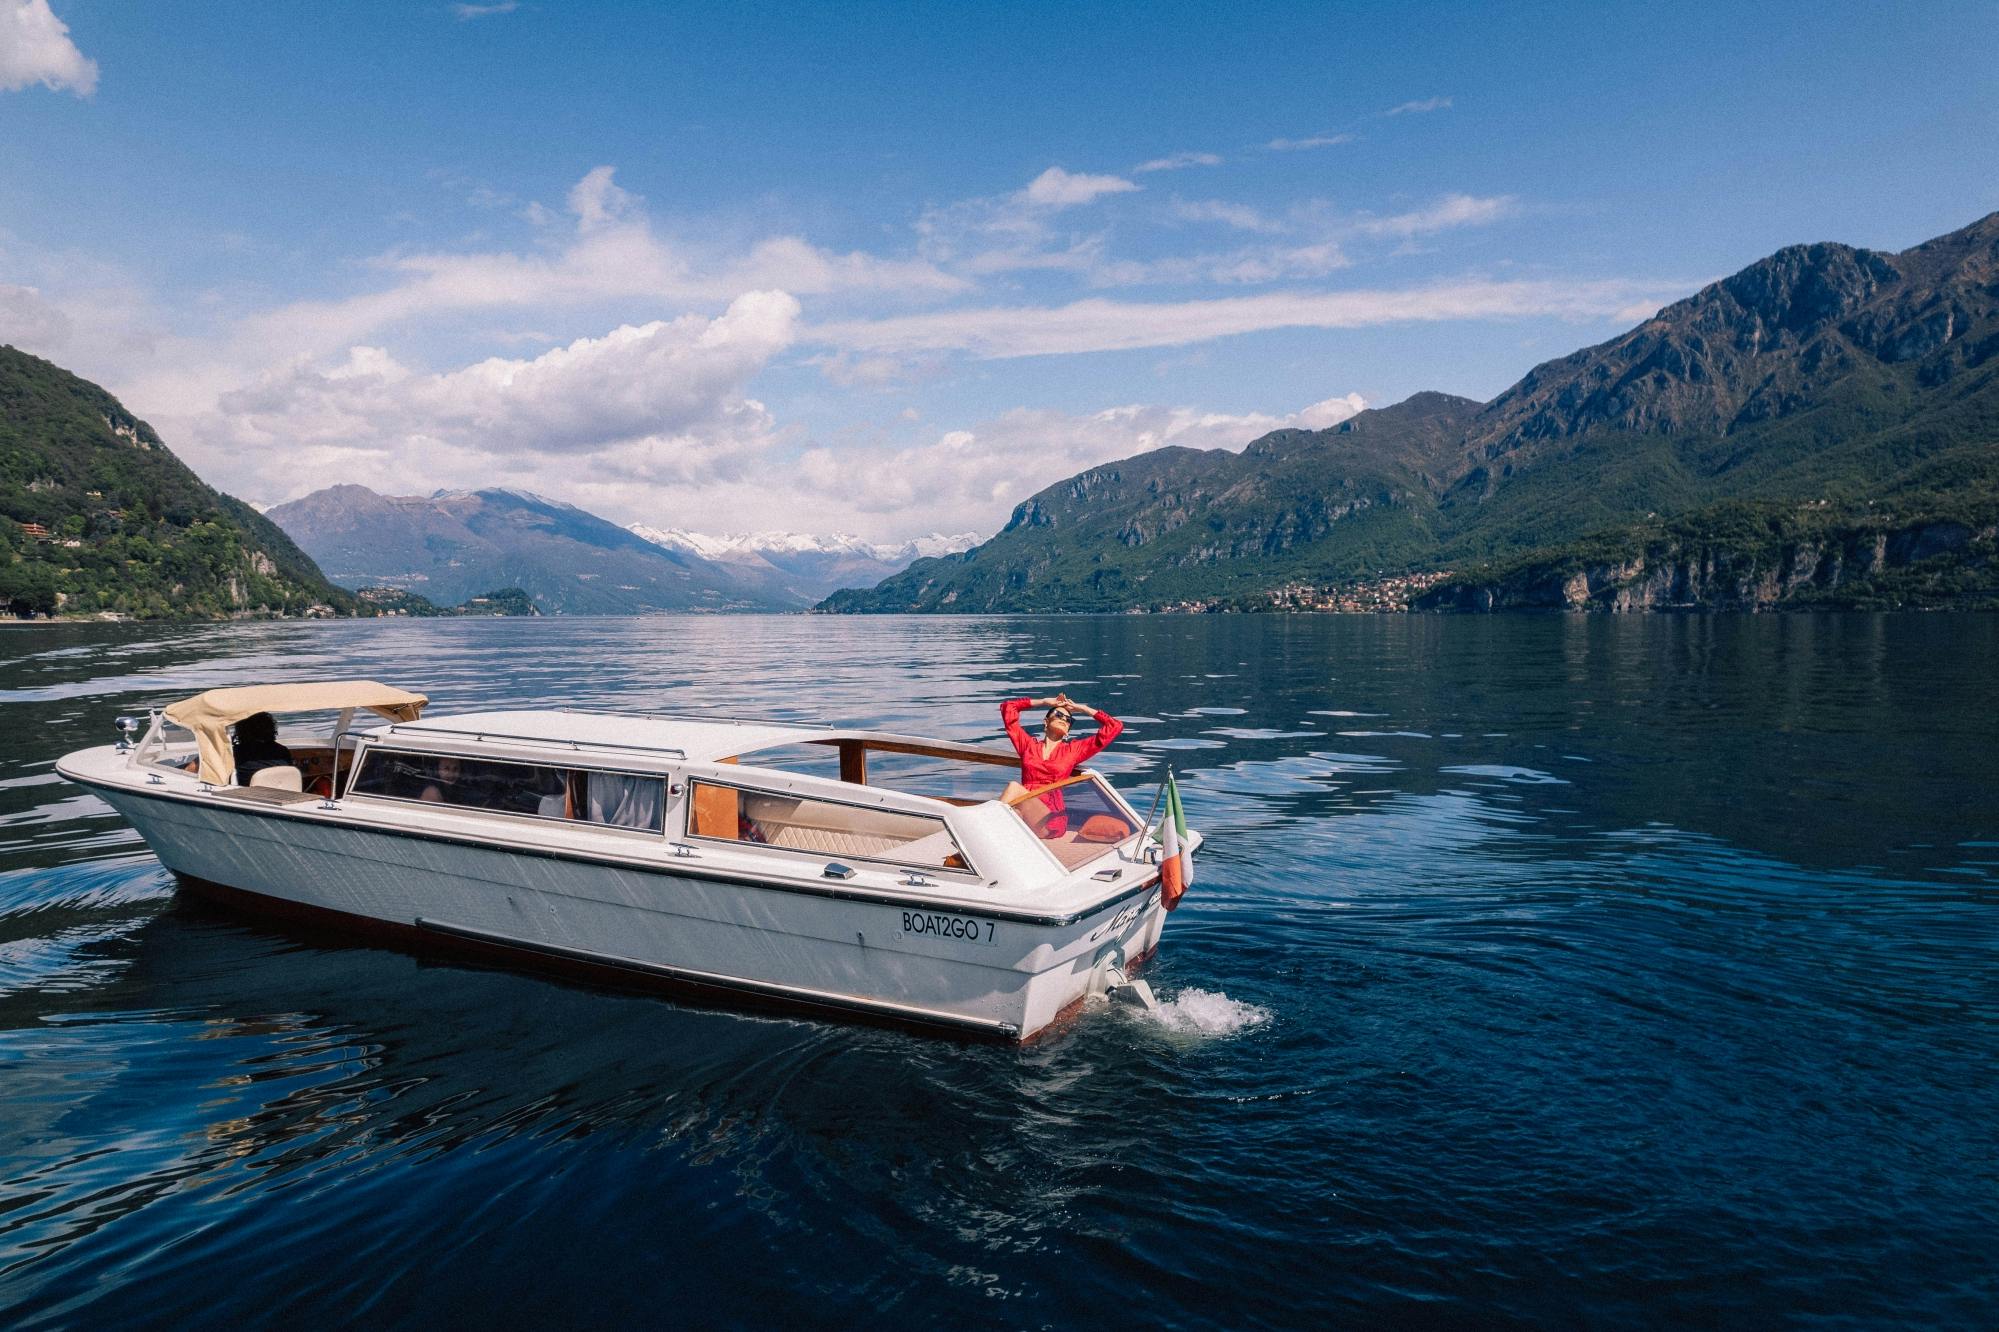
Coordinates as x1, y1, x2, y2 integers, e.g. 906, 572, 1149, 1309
1, 614, 1995, 1326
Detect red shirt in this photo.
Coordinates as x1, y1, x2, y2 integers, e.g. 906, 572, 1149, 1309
1001, 698, 1123, 834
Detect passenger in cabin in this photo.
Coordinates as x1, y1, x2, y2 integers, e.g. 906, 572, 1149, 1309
1000, 693, 1123, 837
231, 712, 295, 786
419, 756, 465, 804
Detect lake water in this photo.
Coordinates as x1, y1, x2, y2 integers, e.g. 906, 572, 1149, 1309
1, 614, 1994, 1328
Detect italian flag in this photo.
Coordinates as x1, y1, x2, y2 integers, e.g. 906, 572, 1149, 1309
1157, 771, 1192, 910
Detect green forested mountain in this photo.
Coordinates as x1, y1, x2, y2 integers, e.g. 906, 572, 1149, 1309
825, 211, 1999, 612
1, 346, 356, 619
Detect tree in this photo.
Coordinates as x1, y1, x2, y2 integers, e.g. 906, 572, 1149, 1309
0, 560, 60, 617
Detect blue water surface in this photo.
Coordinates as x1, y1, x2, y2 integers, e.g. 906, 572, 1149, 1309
0, 614, 1994, 1329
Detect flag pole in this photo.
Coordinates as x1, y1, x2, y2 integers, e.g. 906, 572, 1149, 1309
1138, 766, 1171, 840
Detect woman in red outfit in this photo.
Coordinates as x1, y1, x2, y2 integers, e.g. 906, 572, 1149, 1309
1000, 693, 1123, 836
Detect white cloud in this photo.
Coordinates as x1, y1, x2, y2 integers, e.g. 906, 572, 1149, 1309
206, 292, 799, 508
1292, 393, 1370, 428
1170, 199, 1284, 233
0, 282, 71, 346
1266, 133, 1355, 151
1351, 193, 1514, 238
170, 167, 960, 377
0, 0, 96, 95
1135, 151, 1223, 173
812, 276, 1672, 360
222, 294, 799, 470
0, 232, 163, 374
914, 167, 1138, 276
452, 2, 519, 17
1385, 96, 1452, 116
1023, 167, 1140, 208
1092, 241, 1349, 288
591, 392, 1371, 540
566, 165, 635, 230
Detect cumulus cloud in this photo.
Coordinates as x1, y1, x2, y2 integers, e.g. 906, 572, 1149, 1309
1023, 166, 1140, 208
813, 276, 1677, 360
1134, 151, 1223, 173
205, 292, 799, 507
1266, 133, 1354, 151
0, 0, 96, 95
1385, 96, 1452, 116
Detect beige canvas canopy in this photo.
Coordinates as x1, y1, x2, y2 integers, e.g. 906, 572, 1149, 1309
162, 681, 428, 785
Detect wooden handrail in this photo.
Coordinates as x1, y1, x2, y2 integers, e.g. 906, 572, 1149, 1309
1005, 773, 1096, 806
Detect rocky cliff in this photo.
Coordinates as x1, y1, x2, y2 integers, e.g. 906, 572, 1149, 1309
1416, 503, 1999, 612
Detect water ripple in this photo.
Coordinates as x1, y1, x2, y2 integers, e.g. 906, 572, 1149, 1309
0, 615, 1994, 1327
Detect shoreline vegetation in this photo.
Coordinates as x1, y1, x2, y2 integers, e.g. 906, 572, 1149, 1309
1, 346, 357, 622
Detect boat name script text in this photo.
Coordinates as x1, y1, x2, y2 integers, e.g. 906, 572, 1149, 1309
901, 911, 995, 945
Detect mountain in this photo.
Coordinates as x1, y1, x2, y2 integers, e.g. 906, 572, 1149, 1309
628, 525, 979, 601
826, 211, 1999, 612
268, 485, 805, 613
1, 345, 356, 619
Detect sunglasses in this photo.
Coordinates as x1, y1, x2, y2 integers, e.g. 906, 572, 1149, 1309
1048, 709, 1073, 723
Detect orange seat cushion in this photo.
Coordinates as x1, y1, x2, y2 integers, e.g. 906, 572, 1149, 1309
1077, 814, 1132, 843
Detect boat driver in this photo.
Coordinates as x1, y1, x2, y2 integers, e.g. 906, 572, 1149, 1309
231, 712, 295, 786
1000, 693, 1123, 837
419, 756, 465, 804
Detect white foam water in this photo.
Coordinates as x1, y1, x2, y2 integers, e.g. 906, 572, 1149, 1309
1139, 987, 1273, 1038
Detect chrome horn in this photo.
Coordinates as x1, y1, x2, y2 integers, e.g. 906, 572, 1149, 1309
114, 716, 141, 752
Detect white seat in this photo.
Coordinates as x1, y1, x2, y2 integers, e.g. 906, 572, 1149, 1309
249, 765, 303, 791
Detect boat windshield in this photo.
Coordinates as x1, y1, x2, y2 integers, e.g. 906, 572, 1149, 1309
1010, 774, 1137, 869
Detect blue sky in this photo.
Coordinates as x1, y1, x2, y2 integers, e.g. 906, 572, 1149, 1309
2, 0, 1994, 539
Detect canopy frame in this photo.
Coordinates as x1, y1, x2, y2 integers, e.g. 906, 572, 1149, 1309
161, 681, 428, 785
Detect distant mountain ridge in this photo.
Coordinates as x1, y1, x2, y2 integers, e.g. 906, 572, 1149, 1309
629, 525, 978, 600
268, 484, 803, 613
826, 211, 1999, 612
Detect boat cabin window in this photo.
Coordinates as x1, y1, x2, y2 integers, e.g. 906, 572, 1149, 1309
686, 780, 969, 871
1011, 774, 1137, 870
349, 750, 664, 833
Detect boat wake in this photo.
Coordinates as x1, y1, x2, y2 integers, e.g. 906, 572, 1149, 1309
1135, 986, 1271, 1038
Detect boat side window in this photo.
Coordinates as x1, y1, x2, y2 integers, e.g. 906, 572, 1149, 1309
583, 770, 665, 832
350, 750, 663, 832
686, 780, 969, 870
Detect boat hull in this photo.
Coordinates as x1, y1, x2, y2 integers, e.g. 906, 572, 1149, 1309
84, 780, 1166, 1040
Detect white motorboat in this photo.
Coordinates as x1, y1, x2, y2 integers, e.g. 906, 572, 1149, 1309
55, 681, 1199, 1040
